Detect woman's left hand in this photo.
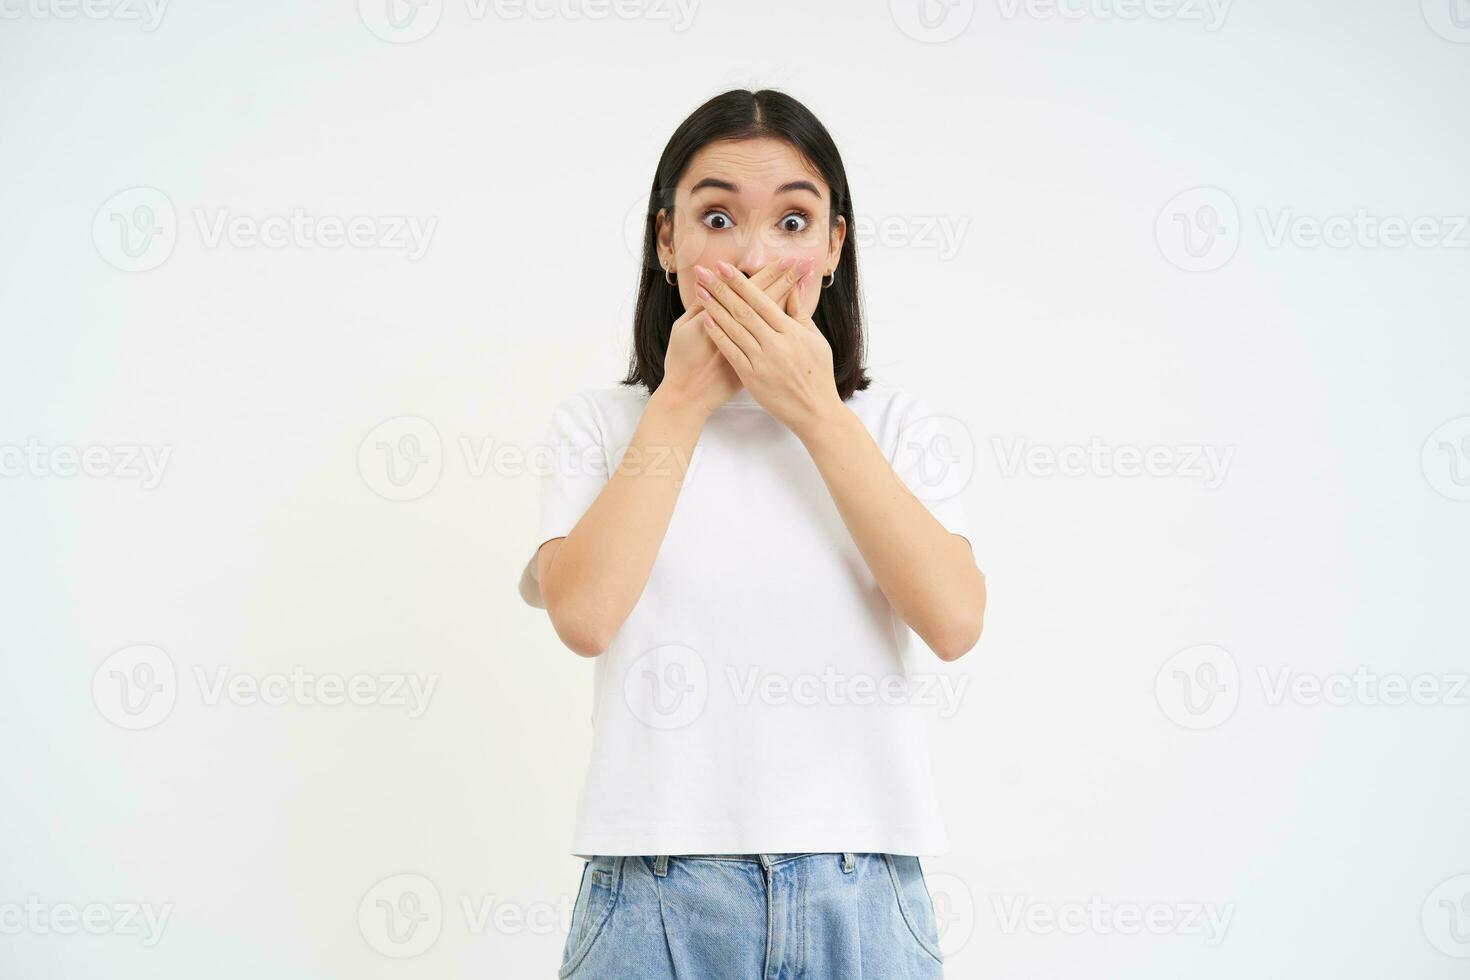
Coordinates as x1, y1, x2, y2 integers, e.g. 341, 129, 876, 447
693, 257, 844, 439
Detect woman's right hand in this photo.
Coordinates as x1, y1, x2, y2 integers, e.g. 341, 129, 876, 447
660, 256, 807, 415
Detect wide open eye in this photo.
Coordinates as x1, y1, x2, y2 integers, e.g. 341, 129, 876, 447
701, 209, 733, 230
779, 210, 811, 234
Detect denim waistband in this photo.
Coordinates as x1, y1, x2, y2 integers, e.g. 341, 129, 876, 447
646, 853, 858, 875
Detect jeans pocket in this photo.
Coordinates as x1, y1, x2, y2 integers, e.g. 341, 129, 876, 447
559, 857, 623, 978
882, 853, 945, 964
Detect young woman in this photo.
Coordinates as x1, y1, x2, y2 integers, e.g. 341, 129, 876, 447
520, 88, 987, 979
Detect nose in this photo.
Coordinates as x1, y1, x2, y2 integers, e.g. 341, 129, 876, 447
735, 230, 768, 276
735, 249, 767, 277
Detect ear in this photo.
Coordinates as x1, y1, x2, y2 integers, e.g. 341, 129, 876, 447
655, 207, 674, 272
826, 214, 847, 274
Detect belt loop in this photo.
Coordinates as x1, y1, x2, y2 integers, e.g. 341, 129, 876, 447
758, 854, 773, 871
653, 855, 669, 877
841, 852, 855, 873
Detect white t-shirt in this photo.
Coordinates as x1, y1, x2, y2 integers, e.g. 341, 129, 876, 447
519, 381, 974, 857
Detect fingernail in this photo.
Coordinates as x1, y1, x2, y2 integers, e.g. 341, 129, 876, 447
715, 259, 737, 278
777, 256, 796, 271
696, 285, 712, 302
694, 265, 714, 285
798, 256, 815, 275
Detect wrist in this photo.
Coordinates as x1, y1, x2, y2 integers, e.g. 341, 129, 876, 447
648, 383, 713, 428
793, 393, 856, 449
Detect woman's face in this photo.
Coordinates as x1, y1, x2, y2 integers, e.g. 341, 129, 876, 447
656, 137, 846, 321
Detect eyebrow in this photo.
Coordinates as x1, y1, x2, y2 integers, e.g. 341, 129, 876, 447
688, 177, 823, 200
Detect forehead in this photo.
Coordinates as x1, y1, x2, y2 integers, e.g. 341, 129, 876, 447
680, 137, 827, 201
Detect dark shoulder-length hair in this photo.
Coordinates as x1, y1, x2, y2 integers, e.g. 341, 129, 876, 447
621, 88, 871, 401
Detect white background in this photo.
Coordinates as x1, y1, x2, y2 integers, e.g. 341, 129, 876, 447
2, 0, 1468, 977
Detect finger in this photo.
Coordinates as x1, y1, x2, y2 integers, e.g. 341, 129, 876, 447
716, 258, 805, 336
696, 288, 762, 361
786, 271, 818, 325
695, 264, 769, 348
746, 255, 796, 294
671, 300, 705, 336
784, 271, 803, 318
704, 256, 803, 309
701, 310, 751, 376
760, 256, 808, 309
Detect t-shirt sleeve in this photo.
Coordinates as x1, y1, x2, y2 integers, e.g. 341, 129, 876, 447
518, 390, 610, 608
890, 389, 976, 559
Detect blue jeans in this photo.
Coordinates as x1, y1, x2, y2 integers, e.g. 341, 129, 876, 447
558, 852, 945, 978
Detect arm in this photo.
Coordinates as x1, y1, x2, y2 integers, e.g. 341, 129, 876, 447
796, 404, 986, 662
693, 260, 986, 661
537, 387, 709, 658
533, 259, 810, 655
